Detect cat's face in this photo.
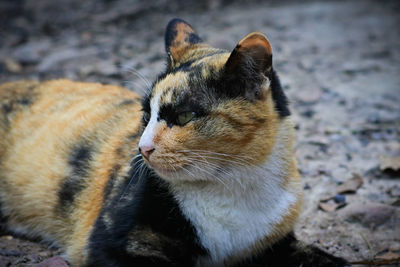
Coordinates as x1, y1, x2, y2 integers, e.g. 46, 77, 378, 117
138, 19, 289, 182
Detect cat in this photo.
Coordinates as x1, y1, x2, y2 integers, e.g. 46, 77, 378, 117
0, 18, 347, 267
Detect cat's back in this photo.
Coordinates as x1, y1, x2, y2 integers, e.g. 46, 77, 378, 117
0, 79, 141, 143
0, 79, 143, 257
0, 79, 142, 165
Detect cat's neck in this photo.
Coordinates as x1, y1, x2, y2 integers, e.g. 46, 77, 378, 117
169, 119, 301, 266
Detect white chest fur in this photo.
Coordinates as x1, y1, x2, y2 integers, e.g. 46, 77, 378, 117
170, 131, 300, 266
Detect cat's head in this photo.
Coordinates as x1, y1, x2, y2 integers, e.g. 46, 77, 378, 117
138, 18, 290, 183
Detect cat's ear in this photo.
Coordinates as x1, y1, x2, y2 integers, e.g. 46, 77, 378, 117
165, 18, 205, 68
223, 32, 273, 100
225, 32, 273, 82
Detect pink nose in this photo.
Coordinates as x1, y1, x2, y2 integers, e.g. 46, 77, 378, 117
139, 145, 155, 160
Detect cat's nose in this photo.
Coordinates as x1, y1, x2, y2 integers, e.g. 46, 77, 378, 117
139, 145, 155, 160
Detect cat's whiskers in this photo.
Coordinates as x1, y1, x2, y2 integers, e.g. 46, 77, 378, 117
182, 160, 233, 194
119, 64, 152, 96
182, 155, 233, 179
180, 150, 274, 175
180, 153, 246, 191
179, 165, 197, 180
179, 149, 254, 161
131, 153, 142, 161
179, 151, 252, 172
122, 80, 148, 96
177, 149, 255, 169
176, 149, 281, 190
120, 64, 152, 88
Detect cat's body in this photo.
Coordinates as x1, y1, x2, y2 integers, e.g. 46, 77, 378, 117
0, 19, 346, 266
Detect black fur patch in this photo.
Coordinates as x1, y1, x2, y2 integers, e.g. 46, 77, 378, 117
1, 104, 12, 114
117, 99, 136, 106
87, 154, 207, 267
58, 143, 93, 210
165, 18, 202, 54
186, 33, 202, 45
165, 18, 180, 53
142, 94, 150, 113
102, 165, 120, 200
270, 70, 290, 117
141, 95, 151, 126
234, 232, 347, 267
155, 53, 290, 120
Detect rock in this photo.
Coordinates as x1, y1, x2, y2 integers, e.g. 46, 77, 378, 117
303, 183, 311, 190
391, 199, 400, 207
0, 248, 21, 257
340, 203, 397, 228
319, 201, 344, 212
34, 256, 69, 267
0, 235, 13, 240
29, 254, 41, 263
79, 60, 119, 77
37, 48, 98, 73
388, 185, 400, 198
336, 173, 363, 194
379, 156, 400, 172
333, 194, 346, 204
38, 251, 51, 258
319, 196, 346, 212
375, 250, 400, 262
12, 40, 50, 65
3, 58, 22, 73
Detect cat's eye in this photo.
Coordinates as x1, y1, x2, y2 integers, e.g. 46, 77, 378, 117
176, 111, 196, 126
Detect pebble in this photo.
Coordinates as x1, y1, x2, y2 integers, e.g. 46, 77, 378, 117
37, 48, 98, 73
340, 203, 397, 228
336, 173, 363, 194
12, 40, 50, 65
303, 183, 311, 190
333, 194, 346, 204
34, 256, 69, 267
0, 248, 21, 257
4, 58, 22, 73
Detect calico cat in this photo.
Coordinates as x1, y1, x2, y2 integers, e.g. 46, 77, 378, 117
0, 19, 347, 267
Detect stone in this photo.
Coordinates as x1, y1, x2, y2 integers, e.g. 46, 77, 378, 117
12, 40, 50, 65
34, 256, 69, 267
340, 203, 397, 228
380, 156, 400, 172
4, 58, 22, 73
336, 173, 363, 194
333, 194, 346, 204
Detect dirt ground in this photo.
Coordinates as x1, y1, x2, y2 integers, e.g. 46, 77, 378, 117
0, 0, 399, 266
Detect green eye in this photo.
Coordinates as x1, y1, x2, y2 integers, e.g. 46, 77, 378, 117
176, 111, 196, 126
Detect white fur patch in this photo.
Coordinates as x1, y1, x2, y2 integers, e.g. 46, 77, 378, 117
138, 92, 162, 149
170, 123, 300, 266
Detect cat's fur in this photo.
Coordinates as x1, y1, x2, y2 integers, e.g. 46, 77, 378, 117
0, 19, 346, 266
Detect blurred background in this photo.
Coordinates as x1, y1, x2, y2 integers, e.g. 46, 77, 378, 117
0, 0, 400, 266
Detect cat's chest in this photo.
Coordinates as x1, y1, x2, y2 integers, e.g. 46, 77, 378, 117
171, 178, 296, 266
